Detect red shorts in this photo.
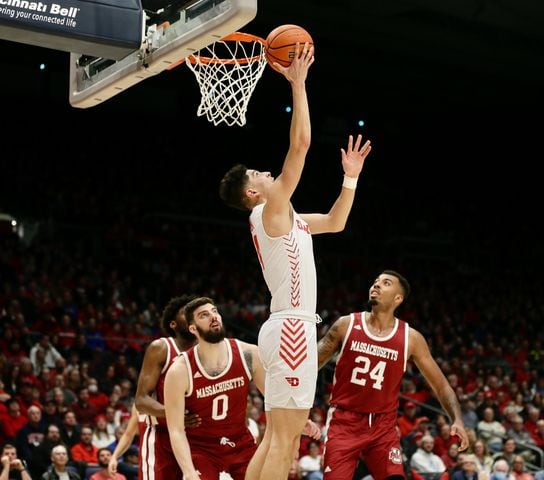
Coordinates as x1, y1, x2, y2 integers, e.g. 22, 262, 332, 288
323, 407, 405, 480
189, 431, 257, 480
140, 423, 183, 480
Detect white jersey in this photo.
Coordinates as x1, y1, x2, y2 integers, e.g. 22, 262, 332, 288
249, 203, 317, 314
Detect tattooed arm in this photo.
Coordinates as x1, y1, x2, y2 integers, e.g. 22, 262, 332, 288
241, 342, 265, 395
317, 316, 350, 369
408, 327, 469, 451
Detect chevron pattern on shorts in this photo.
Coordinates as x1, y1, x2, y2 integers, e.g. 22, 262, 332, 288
282, 232, 300, 308
279, 318, 307, 370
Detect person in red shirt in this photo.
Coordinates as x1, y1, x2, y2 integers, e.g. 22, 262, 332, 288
89, 448, 127, 480
397, 402, 429, 439
70, 425, 99, 466
1, 400, 27, 441
317, 270, 469, 480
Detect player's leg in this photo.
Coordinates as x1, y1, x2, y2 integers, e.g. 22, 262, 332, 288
322, 410, 364, 480
259, 407, 309, 480
153, 426, 184, 480
191, 450, 222, 478
225, 431, 258, 480
361, 411, 406, 480
244, 412, 272, 480
255, 318, 318, 480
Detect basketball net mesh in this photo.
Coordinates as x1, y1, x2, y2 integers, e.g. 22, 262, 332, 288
185, 33, 267, 127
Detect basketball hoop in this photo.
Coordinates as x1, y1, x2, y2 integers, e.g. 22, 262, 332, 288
184, 32, 267, 127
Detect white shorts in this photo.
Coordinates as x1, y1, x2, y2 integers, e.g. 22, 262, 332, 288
258, 316, 318, 410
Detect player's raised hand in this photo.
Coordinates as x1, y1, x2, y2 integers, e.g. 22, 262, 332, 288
341, 134, 372, 179
276, 42, 314, 83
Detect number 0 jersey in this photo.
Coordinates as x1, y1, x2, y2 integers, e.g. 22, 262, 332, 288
329, 312, 409, 414
182, 338, 253, 442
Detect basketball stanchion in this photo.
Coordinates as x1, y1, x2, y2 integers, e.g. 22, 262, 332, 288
183, 32, 267, 127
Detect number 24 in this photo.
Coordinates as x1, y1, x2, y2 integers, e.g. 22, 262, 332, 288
350, 356, 386, 390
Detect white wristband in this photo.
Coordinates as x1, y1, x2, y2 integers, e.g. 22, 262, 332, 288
342, 175, 358, 190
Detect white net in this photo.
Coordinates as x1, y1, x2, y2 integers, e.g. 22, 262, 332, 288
185, 33, 267, 127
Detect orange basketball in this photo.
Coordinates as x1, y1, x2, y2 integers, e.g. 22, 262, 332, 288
265, 24, 314, 73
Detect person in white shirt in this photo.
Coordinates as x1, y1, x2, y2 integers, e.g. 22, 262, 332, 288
298, 441, 323, 480
30, 334, 63, 373
410, 435, 446, 479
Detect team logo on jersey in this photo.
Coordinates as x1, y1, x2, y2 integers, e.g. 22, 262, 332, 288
324, 466, 332, 473
220, 437, 236, 447
194, 371, 202, 378
285, 377, 300, 386
388, 447, 402, 464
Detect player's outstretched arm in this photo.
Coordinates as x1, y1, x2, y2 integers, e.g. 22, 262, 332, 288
164, 356, 200, 480
108, 404, 139, 476
135, 339, 168, 417
317, 316, 350, 368
265, 42, 314, 219
301, 134, 371, 234
409, 328, 469, 451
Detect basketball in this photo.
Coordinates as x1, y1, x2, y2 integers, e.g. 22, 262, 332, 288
265, 24, 314, 73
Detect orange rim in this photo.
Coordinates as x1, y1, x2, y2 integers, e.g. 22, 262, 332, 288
185, 32, 266, 65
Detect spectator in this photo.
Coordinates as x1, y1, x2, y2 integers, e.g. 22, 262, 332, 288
442, 443, 460, 475
70, 389, 97, 427
461, 396, 480, 432
473, 439, 494, 475
89, 448, 126, 480
30, 424, 64, 479
15, 405, 46, 463
30, 335, 64, 371
493, 438, 517, 469
490, 459, 514, 480
59, 411, 81, 449
298, 440, 323, 480
410, 435, 447, 479
398, 402, 428, 438
2, 400, 28, 442
91, 416, 114, 449
477, 393, 502, 422
0, 444, 32, 480
451, 454, 479, 480
86, 381, 108, 415
510, 456, 533, 480
434, 423, 458, 457
507, 415, 537, 463
70, 426, 98, 468
533, 420, 544, 449
41, 444, 80, 480
116, 446, 138, 480
478, 408, 507, 453
41, 401, 61, 428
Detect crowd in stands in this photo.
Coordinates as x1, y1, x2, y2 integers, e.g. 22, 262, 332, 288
1, 158, 544, 480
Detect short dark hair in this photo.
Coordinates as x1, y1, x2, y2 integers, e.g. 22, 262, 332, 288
160, 295, 196, 338
219, 164, 250, 211
184, 297, 215, 325
382, 269, 411, 303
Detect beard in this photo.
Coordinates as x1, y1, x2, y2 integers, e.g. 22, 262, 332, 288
196, 324, 226, 343
367, 299, 378, 307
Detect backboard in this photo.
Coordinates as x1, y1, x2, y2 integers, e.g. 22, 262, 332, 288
68, 0, 258, 108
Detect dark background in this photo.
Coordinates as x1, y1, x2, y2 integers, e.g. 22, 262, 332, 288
1, 0, 544, 277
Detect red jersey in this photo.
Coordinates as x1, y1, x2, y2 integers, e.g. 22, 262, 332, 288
182, 338, 253, 442
140, 337, 184, 480
148, 337, 183, 427
329, 312, 408, 414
